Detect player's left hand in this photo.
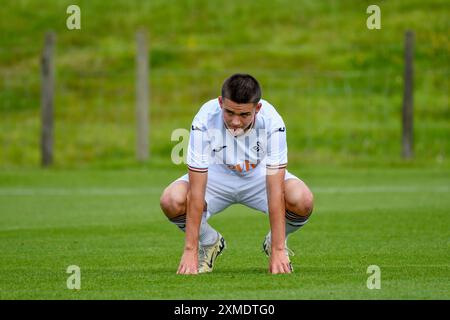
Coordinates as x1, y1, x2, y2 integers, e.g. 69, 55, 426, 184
269, 250, 292, 274
177, 249, 198, 275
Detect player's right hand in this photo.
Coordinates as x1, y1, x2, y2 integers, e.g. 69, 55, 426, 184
177, 249, 198, 275
269, 250, 292, 274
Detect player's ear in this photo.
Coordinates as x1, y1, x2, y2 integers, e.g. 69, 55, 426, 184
255, 102, 262, 113
218, 96, 223, 108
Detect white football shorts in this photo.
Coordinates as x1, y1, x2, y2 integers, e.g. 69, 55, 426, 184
176, 165, 301, 220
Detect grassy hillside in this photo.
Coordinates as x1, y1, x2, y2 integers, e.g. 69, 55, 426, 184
0, 0, 448, 168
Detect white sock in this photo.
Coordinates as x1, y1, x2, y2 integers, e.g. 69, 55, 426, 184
199, 216, 219, 246
285, 210, 310, 237
168, 214, 186, 232
266, 210, 311, 242
169, 212, 219, 246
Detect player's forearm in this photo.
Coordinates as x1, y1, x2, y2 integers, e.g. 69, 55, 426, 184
268, 189, 286, 250
266, 169, 286, 251
184, 170, 208, 251
184, 190, 204, 251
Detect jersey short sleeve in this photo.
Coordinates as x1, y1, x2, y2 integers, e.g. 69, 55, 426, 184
186, 110, 211, 173
265, 116, 288, 170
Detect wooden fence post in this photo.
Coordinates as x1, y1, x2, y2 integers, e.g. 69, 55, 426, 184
41, 31, 56, 167
136, 30, 149, 161
402, 30, 414, 159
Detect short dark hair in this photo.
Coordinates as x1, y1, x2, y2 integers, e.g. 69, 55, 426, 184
221, 73, 261, 104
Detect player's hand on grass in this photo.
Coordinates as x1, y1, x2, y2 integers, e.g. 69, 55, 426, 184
269, 249, 292, 274
177, 249, 198, 275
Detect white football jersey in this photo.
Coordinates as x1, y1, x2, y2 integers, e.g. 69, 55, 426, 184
187, 98, 287, 177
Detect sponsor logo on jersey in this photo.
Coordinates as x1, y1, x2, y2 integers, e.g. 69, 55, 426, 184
227, 160, 260, 173
212, 145, 227, 152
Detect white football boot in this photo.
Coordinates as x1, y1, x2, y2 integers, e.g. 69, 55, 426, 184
262, 232, 295, 272
198, 232, 227, 273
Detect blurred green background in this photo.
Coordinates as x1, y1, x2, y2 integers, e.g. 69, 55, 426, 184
0, 0, 448, 169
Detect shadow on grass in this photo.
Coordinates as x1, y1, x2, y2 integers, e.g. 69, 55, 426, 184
147, 266, 268, 276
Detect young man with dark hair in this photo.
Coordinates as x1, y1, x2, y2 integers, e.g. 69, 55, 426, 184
160, 73, 314, 274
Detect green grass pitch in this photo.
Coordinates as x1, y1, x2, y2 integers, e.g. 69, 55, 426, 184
0, 166, 449, 299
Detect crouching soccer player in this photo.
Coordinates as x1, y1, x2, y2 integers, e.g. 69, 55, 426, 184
160, 73, 314, 274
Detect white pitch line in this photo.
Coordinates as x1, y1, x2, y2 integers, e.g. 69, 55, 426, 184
0, 186, 448, 196
312, 186, 450, 194
0, 187, 162, 196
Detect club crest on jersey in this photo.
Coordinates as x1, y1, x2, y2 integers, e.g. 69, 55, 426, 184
252, 141, 263, 153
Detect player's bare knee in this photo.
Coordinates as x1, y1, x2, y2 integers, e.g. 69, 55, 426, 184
159, 191, 171, 215
287, 187, 314, 217
160, 188, 186, 217
302, 190, 314, 216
